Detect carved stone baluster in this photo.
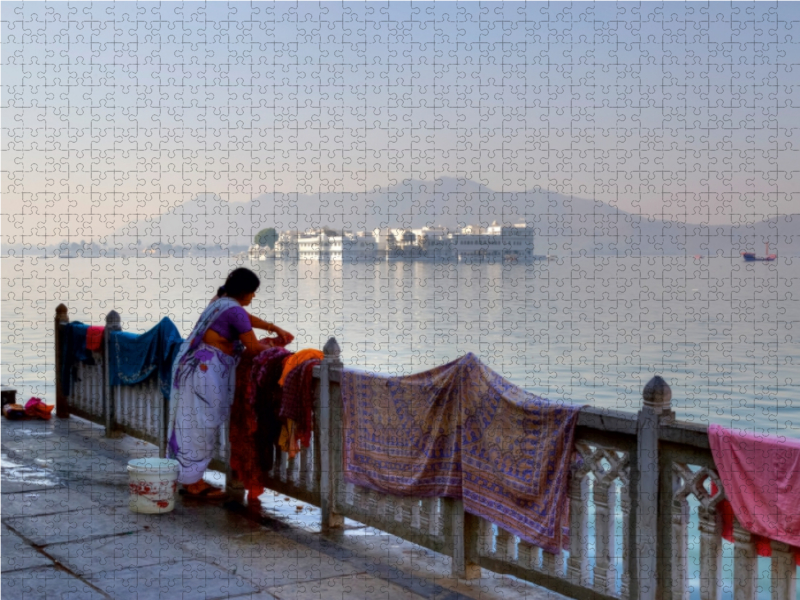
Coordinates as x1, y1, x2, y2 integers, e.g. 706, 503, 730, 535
411, 500, 421, 530
594, 476, 614, 594
671, 480, 689, 600
518, 542, 535, 570
299, 445, 310, 490
770, 541, 796, 600
568, 472, 590, 586
477, 516, 494, 557
376, 495, 387, 518
698, 506, 722, 600
495, 528, 514, 563
419, 499, 431, 533
732, 520, 757, 600
279, 448, 288, 482
396, 496, 412, 523
543, 549, 564, 578
620, 476, 631, 599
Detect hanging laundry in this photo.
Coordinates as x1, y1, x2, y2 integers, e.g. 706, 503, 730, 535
278, 349, 324, 386
85, 326, 105, 351
280, 358, 320, 448
107, 317, 183, 400
59, 322, 96, 396
709, 424, 800, 554
341, 353, 583, 555
229, 347, 292, 491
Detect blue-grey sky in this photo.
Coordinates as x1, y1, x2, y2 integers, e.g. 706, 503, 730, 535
3, 2, 799, 244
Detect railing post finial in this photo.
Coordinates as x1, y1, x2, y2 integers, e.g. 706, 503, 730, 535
323, 337, 341, 360
642, 375, 674, 419
105, 310, 122, 330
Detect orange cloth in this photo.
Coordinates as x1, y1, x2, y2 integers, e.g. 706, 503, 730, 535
278, 349, 323, 386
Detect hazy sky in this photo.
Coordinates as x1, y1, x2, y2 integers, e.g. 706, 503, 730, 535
3, 2, 799, 245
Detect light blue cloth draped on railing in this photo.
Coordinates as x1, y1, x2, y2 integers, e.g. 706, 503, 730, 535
107, 317, 184, 400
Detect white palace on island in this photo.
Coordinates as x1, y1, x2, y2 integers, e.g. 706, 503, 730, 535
248, 222, 537, 262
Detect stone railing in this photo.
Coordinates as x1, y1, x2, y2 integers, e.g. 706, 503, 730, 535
54, 305, 798, 600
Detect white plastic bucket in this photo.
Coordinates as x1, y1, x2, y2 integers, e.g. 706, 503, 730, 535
127, 458, 180, 514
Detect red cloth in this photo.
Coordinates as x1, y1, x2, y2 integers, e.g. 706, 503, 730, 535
712, 483, 800, 565
85, 326, 104, 351
709, 424, 800, 564
229, 348, 291, 493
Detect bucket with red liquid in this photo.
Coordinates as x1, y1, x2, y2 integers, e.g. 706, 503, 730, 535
127, 458, 179, 514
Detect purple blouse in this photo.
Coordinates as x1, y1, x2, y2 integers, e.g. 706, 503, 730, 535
208, 305, 252, 341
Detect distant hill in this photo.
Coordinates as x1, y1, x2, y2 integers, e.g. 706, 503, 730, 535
102, 178, 799, 257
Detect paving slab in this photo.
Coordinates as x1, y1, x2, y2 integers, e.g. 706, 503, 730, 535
1, 565, 106, 600
4, 507, 141, 546
330, 532, 567, 600
1, 486, 100, 518
44, 530, 185, 576
182, 529, 359, 589
1, 525, 53, 572
269, 572, 429, 600
86, 558, 260, 600
105, 501, 267, 546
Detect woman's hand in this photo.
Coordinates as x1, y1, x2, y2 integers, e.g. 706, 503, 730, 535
259, 325, 294, 348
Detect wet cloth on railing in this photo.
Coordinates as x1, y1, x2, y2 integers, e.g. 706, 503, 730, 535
280, 358, 320, 448
59, 322, 96, 396
230, 347, 292, 490
709, 424, 800, 551
341, 353, 582, 554
108, 317, 183, 400
278, 349, 324, 386
85, 326, 105, 351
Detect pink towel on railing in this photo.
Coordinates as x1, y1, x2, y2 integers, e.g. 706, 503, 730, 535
85, 326, 104, 351
708, 424, 800, 549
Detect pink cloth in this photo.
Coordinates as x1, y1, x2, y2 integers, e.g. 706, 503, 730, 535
708, 424, 800, 548
86, 326, 104, 351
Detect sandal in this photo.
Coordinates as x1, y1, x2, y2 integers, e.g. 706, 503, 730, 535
179, 481, 228, 500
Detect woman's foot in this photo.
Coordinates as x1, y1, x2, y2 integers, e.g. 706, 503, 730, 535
180, 480, 228, 500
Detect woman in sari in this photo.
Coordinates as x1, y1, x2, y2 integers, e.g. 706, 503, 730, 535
168, 268, 293, 498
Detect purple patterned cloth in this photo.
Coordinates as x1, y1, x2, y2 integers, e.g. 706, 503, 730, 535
341, 353, 582, 554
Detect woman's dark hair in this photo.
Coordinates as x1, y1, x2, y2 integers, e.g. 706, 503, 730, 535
217, 268, 260, 300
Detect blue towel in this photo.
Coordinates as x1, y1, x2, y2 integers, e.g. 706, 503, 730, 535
108, 317, 184, 400
59, 322, 96, 396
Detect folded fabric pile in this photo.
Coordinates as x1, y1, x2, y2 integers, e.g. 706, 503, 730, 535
341, 353, 583, 554
709, 424, 800, 564
3, 397, 55, 420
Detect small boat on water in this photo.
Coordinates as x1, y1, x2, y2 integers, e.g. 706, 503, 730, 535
742, 242, 777, 262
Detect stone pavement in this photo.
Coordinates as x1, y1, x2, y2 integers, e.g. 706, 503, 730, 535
1, 415, 565, 600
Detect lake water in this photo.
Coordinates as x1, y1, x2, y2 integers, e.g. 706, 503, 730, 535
2, 254, 799, 435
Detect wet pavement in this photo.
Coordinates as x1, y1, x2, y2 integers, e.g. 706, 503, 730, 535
1, 415, 564, 600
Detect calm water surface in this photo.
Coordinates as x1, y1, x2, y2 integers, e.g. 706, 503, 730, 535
2, 254, 798, 435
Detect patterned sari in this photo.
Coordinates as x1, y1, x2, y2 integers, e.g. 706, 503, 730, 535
167, 297, 243, 484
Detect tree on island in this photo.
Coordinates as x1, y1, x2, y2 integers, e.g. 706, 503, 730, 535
254, 228, 278, 248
